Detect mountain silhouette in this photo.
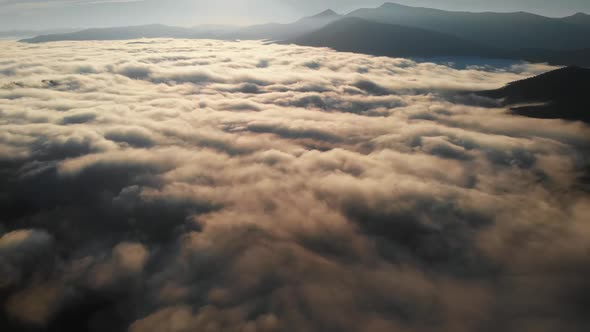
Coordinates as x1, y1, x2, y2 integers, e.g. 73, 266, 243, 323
287, 17, 499, 58
16, 3, 590, 68
0, 28, 77, 39
310, 9, 340, 18
20, 24, 236, 43
348, 2, 590, 51
560, 12, 590, 28
478, 66, 590, 123
516, 48, 590, 67
223, 9, 341, 41
21, 9, 342, 43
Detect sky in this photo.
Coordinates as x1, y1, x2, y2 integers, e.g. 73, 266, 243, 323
0, 0, 589, 30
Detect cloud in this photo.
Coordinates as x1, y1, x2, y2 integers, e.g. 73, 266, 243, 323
0, 230, 55, 289
0, 39, 589, 332
4, 282, 63, 327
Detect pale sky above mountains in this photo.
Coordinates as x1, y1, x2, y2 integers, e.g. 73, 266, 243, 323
1, 0, 589, 30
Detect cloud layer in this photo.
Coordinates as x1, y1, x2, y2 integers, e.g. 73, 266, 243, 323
0, 39, 589, 332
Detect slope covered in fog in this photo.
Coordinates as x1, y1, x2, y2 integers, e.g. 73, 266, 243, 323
515, 48, 590, 67
479, 66, 590, 122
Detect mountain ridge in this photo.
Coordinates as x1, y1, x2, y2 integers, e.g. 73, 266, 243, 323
348, 2, 590, 51
287, 17, 500, 58
560, 12, 590, 27
308, 9, 340, 19
225, 9, 342, 40
17, 2, 590, 68
19, 24, 236, 43
477, 66, 590, 123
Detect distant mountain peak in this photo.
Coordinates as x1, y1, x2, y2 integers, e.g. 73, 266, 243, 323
561, 11, 590, 26
309, 9, 340, 18
379, 2, 410, 9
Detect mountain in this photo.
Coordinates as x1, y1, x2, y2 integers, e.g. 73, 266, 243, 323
20, 24, 238, 43
311, 9, 340, 19
560, 12, 590, 27
17, 3, 590, 67
0, 28, 77, 39
348, 2, 590, 51
287, 17, 500, 58
478, 66, 590, 123
517, 48, 590, 67
223, 9, 342, 41
20, 9, 341, 43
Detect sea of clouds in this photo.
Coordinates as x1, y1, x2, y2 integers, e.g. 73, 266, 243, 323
0, 39, 589, 332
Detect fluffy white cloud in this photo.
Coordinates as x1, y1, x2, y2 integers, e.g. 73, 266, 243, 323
0, 39, 589, 332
